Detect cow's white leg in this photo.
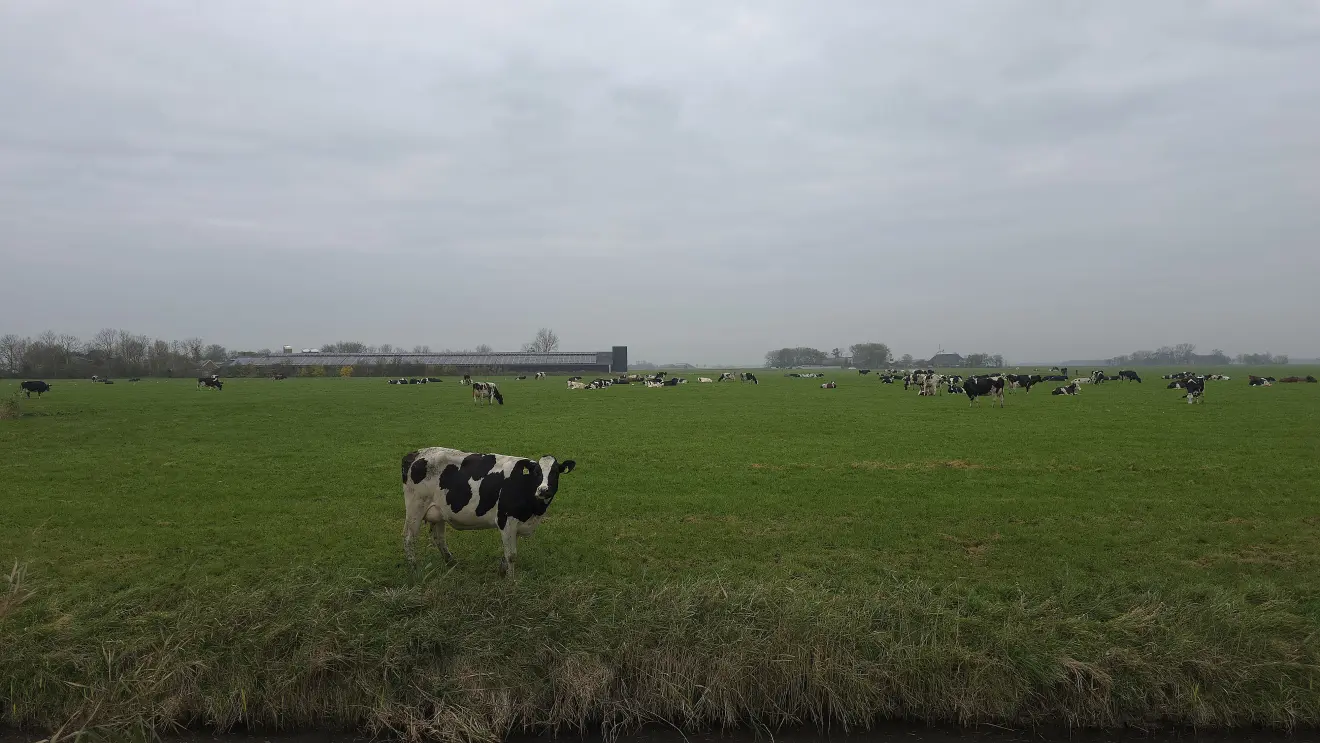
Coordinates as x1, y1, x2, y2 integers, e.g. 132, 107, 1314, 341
498, 521, 520, 578
430, 521, 456, 565
402, 498, 427, 566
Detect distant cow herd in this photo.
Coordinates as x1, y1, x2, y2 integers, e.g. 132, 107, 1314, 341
12, 368, 1315, 412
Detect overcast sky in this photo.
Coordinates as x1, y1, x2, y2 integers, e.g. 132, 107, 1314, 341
2, 2, 1318, 364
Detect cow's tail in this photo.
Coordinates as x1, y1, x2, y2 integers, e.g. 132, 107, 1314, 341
493, 387, 504, 405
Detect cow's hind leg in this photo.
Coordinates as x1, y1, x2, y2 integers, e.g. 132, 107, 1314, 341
430, 521, 456, 565
498, 522, 519, 578
402, 497, 427, 567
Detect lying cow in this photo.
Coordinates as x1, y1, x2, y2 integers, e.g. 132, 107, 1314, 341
401, 448, 576, 577
821, 381, 837, 389
1051, 382, 1081, 396
965, 375, 1005, 407
472, 382, 504, 405
697, 377, 714, 383
1279, 377, 1306, 383
20, 380, 50, 398
567, 380, 586, 390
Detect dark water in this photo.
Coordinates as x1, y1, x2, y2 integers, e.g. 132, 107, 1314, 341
1, 725, 1310, 743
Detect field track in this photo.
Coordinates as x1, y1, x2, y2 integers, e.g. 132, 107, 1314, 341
2, 369, 1319, 740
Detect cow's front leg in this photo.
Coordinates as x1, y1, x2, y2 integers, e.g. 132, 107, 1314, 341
431, 521, 456, 565
498, 522, 519, 578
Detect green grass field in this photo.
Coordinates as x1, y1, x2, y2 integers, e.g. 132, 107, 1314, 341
3, 370, 1319, 740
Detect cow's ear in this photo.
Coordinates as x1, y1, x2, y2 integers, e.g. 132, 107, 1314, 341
559, 460, 576, 474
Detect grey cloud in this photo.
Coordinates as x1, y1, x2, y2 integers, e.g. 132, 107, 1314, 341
2, 1, 1318, 362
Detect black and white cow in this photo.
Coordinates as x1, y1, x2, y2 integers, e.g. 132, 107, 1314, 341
20, 380, 50, 398
719, 372, 737, 381
535, 372, 547, 380
964, 375, 1005, 407
1051, 382, 1081, 396
460, 375, 473, 386
401, 448, 576, 577
472, 382, 504, 405
821, 381, 837, 389
742, 372, 758, 385
663, 377, 681, 386
515, 375, 528, 380
1181, 377, 1205, 403
198, 377, 223, 391
1118, 370, 1142, 383
858, 369, 871, 375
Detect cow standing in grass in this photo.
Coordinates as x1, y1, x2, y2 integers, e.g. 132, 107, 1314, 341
472, 382, 503, 405
401, 448, 576, 577
20, 381, 50, 398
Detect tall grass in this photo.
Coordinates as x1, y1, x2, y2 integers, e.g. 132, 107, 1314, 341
5, 567, 1318, 742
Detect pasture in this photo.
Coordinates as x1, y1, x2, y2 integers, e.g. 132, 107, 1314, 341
2, 370, 1319, 740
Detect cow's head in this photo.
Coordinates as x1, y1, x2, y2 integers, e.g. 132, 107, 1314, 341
522, 456, 577, 501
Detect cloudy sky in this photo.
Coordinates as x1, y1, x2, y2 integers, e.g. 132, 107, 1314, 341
2, 1, 1318, 364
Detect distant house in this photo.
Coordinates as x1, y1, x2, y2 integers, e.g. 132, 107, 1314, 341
928, 353, 964, 368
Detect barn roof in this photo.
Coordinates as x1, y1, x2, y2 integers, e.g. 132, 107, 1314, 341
222, 352, 606, 368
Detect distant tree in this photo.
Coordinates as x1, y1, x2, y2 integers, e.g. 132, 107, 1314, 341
523, 328, 560, 353
849, 343, 892, 369
474, 344, 494, 353
831, 347, 842, 359
379, 344, 394, 354
899, 353, 914, 366
339, 365, 353, 378
763, 347, 829, 368
203, 344, 227, 362
412, 345, 432, 353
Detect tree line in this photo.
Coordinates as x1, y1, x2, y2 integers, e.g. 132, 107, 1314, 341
2, 328, 564, 378
764, 343, 1004, 369
1106, 345, 1287, 366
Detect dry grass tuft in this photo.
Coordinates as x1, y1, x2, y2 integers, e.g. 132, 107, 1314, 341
1, 562, 32, 618
0, 393, 20, 420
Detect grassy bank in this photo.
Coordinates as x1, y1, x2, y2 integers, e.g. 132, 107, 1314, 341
2, 370, 1319, 739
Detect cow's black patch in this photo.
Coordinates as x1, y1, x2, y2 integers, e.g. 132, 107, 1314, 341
409, 457, 428, 484
475, 470, 507, 517
441, 453, 498, 512
401, 450, 420, 483
440, 464, 470, 511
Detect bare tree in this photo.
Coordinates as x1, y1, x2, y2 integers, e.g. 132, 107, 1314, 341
379, 343, 393, 354
474, 343, 494, 353
184, 338, 205, 363
522, 328, 560, 353
0, 334, 26, 374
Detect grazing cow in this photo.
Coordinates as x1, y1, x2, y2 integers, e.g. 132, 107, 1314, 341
400, 447, 576, 577
535, 372, 546, 380
197, 375, 218, 388
742, 372, 758, 385
1118, 370, 1142, 383
198, 377, 223, 391
460, 375, 473, 386
1051, 382, 1081, 396
472, 382, 504, 405
20, 380, 50, 398
858, 369, 871, 375
697, 377, 714, 383
567, 380, 587, 390
821, 381, 837, 389
1181, 377, 1205, 403
1309, 376, 1319, 383
964, 376, 1005, 407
